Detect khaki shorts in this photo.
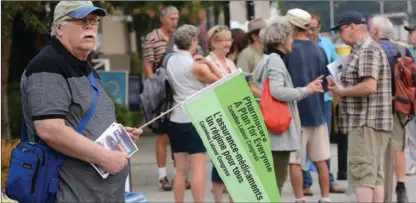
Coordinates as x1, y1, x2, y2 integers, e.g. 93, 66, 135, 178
289, 123, 331, 164
391, 112, 408, 151
348, 126, 390, 189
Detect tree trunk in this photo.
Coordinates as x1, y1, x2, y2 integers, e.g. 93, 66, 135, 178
1, 28, 12, 139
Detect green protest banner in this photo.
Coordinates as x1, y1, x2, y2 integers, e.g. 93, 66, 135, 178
182, 69, 280, 202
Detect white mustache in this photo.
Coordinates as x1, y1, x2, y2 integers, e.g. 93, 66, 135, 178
80, 32, 97, 40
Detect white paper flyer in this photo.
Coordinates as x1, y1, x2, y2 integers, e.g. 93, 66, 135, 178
327, 56, 347, 83
91, 122, 139, 179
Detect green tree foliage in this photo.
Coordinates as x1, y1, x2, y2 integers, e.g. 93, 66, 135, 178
1, 1, 52, 39
1, 1, 53, 138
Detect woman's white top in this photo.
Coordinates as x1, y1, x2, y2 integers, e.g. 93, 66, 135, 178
166, 50, 206, 123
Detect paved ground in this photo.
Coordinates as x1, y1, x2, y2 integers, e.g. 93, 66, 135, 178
129, 130, 416, 202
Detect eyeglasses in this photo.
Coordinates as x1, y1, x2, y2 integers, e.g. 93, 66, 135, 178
216, 38, 233, 43
309, 26, 319, 32
66, 18, 100, 25
339, 24, 351, 33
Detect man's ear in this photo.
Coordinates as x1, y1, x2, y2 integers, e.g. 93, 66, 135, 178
56, 24, 64, 36
251, 33, 260, 42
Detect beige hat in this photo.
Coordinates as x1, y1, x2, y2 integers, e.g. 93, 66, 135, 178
286, 8, 311, 30
247, 18, 268, 34
53, 1, 107, 23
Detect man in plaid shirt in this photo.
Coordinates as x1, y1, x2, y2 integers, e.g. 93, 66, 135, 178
328, 11, 393, 202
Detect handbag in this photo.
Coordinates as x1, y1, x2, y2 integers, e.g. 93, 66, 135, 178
5, 72, 99, 203
260, 78, 292, 134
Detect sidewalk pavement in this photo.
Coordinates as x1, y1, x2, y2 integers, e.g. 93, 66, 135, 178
129, 130, 416, 202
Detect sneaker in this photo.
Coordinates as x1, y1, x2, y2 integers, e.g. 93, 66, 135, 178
396, 187, 408, 203
159, 177, 172, 191
318, 198, 331, 203
406, 165, 416, 176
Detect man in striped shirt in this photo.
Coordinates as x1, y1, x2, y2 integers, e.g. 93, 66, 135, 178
143, 6, 179, 191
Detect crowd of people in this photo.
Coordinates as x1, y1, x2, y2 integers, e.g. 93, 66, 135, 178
11, 1, 416, 203
144, 5, 416, 203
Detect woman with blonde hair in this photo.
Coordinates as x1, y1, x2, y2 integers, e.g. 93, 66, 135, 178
206, 25, 237, 76
205, 24, 259, 203
205, 25, 235, 203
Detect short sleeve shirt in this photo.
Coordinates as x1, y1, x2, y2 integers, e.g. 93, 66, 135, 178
143, 29, 169, 72
20, 37, 128, 202
338, 36, 393, 134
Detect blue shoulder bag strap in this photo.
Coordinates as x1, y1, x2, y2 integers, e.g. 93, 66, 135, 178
76, 72, 99, 133
21, 72, 99, 142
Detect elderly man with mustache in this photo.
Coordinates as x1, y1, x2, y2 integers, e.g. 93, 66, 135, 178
19, 1, 142, 202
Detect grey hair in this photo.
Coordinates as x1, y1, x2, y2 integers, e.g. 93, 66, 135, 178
173, 24, 199, 50
263, 17, 292, 46
259, 27, 267, 43
50, 16, 70, 36
370, 15, 393, 37
160, 6, 179, 18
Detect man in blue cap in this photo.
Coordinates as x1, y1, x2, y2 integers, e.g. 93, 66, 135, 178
19, 1, 143, 202
328, 11, 393, 203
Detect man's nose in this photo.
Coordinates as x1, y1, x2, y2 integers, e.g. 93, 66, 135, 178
84, 23, 93, 30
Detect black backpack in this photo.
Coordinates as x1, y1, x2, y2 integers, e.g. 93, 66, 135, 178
140, 52, 175, 135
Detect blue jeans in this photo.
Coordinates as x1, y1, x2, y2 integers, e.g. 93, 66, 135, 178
303, 100, 334, 188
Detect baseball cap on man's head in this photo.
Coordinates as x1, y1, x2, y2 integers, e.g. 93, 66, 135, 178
53, 1, 107, 23
330, 11, 367, 31
286, 8, 311, 30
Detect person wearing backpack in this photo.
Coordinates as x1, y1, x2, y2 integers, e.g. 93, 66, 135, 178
5, 2, 143, 203
143, 6, 179, 191
404, 25, 416, 176
369, 15, 412, 203
253, 18, 325, 203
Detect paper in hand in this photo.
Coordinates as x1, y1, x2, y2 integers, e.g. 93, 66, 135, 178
327, 56, 347, 83
91, 122, 139, 179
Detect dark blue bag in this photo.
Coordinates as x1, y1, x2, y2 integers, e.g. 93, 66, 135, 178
5, 73, 99, 203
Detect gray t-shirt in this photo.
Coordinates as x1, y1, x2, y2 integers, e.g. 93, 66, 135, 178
20, 37, 128, 202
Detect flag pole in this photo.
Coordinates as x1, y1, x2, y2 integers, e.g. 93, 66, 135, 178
138, 102, 183, 129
